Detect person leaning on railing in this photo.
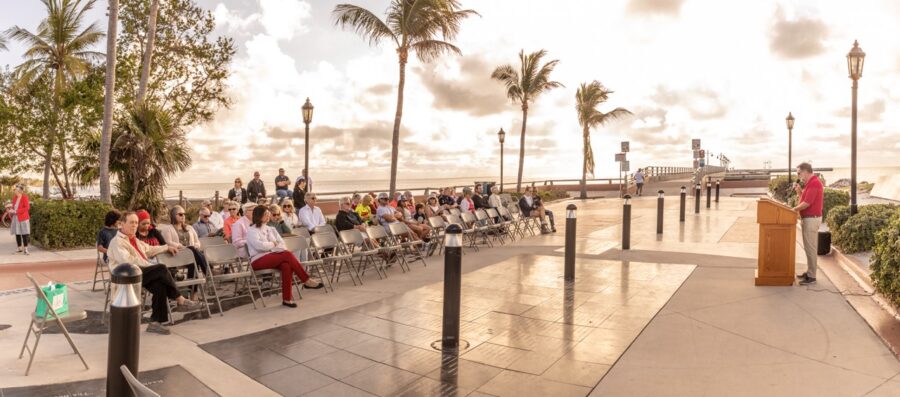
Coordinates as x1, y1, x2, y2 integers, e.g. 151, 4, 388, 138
107, 211, 198, 335
245, 206, 324, 308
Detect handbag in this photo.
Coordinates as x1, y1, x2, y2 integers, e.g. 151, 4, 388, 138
35, 282, 69, 317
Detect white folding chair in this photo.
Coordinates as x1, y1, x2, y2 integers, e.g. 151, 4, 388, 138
339, 229, 386, 280
427, 216, 447, 255
198, 236, 226, 251
462, 211, 493, 248
120, 365, 161, 397
366, 225, 408, 273
92, 250, 109, 292
19, 273, 89, 376
387, 222, 428, 268
310, 231, 359, 287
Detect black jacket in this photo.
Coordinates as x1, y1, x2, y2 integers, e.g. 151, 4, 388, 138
518, 195, 538, 214
292, 187, 307, 210
335, 210, 363, 232
228, 188, 248, 204
473, 193, 485, 209
247, 179, 266, 202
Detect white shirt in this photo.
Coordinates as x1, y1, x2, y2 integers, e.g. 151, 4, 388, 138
298, 205, 326, 231
524, 195, 534, 208
283, 212, 299, 229
208, 210, 224, 230
246, 225, 285, 264
231, 217, 252, 258
488, 194, 503, 209
459, 197, 473, 213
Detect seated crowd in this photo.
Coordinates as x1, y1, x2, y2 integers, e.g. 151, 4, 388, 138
94, 173, 556, 335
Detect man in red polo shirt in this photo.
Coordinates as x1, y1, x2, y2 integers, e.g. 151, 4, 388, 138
792, 162, 824, 285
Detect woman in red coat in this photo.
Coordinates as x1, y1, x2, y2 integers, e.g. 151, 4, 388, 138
11, 184, 30, 255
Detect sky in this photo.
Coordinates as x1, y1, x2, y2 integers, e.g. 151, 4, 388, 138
3, 0, 900, 184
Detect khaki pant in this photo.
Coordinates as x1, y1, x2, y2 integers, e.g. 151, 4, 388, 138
800, 217, 821, 278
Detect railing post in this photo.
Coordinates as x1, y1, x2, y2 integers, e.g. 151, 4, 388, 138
441, 225, 463, 350
179, 190, 183, 207
657, 190, 664, 234
622, 195, 632, 250
715, 180, 720, 203
706, 181, 712, 209
107, 263, 142, 397
565, 204, 577, 281
679, 186, 686, 222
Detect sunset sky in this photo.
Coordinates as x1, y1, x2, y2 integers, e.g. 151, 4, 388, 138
3, 0, 899, 183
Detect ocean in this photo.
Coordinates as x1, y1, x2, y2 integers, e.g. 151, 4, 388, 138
816, 166, 900, 186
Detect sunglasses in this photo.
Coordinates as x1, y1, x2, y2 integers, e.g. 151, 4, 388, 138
229, 208, 238, 211
176, 213, 185, 216
200, 215, 209, 218
283, 205, 293, 208
309, 197, 317, 200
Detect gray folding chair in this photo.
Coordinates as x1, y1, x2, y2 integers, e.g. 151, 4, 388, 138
444, 213, 479, 251
198, 236, 226, 251
462, 212, 493, 248
19, 273, 89, 376
120, 365, 161, 397
387, 222, 428, 268
476, 209, 506, 245
294, 227, 311, 244
205, 244, 262, 313
92, 250, 109, 292
497, 206, 519, 240
366, 225, 408, 273
449, 208, 461, 216
156, 249, 212, 324
283, 235, 330, 293
488, 207, 514, 242
427, 216, 447, 255
310, 231, 359, 287
313, 224, 336, 236
339, 229, 386, 280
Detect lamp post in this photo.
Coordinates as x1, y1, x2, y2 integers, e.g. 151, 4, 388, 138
302, 98, 314, 183
786, 112, 794, 183
498, 128, 506, 193
847, 40, 865, 215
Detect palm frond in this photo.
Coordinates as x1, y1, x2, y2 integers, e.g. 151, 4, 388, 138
0, 35, 8, 51
490, 64, 523, 103
410, 39, 460, 62
333, 4, 397, 46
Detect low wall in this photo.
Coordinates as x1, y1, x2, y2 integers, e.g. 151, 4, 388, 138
871, 175, 900, 202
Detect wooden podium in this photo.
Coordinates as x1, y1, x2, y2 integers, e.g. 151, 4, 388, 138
755, 198, 798, 286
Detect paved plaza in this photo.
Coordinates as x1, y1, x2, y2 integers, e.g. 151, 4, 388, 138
0, 196, 898, 396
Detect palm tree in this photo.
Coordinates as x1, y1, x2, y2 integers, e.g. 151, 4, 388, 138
136, 0, 159, 104
0, 35, 8, 51
575, 81, 631, 199
5, 0, 104, 199
491, 49, 563, 193
99, 0, 120, 204
333, 0, 477, 198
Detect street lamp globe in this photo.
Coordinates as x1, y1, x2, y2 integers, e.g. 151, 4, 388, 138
497, 128, 505, 144
302, 98, 314, 124
847, 40, 865, 81
785, 112, 794, 130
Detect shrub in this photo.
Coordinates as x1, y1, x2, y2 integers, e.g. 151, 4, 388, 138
30, 199, 113, 249
826, 205, 851, 232
832, 204, 899, 254
870, 213, 900, 307
822, 188, 849, 220
768, 176, 795, 204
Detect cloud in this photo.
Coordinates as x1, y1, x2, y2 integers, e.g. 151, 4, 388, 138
213, 0, 310, 40
832, 99, 886, 122
415, 56, 509, 116
626, 0, 686, 17
651, 86, 728, 120
769, 8, 829, 59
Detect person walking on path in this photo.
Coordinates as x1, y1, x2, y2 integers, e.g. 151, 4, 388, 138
634, 168, 645, 196
792, 162, 824, 285
10, 184, 31, 255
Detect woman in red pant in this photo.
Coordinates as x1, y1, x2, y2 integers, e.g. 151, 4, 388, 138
246, 206, 324, 307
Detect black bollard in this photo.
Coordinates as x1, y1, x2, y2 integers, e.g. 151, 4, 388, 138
715, 180, 720, 202
441, 224, 463, 350
107, 263, 143, 397
694, 183, 701, 214
706, 181, 712, 209
656, 190, 664, 234
679, 186, 686, 222
564, 204, 577, 281
622, 195, 632, 250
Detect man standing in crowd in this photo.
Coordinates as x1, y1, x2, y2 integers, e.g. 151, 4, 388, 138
247, 171, 267, 202
275, 168, 291, 201
228, 178, 248, 206
793, 162, 824, 285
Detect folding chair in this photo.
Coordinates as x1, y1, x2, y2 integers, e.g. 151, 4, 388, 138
198, 236, 226, 251
205, 244, 262, 313
427, 216, 448, 255
367, 225, 408, 273
476, 209, 506, 245
310, 231, 359, 287
19, 273, 89, 376
284, 235, 334, 299
445, 213, 479, 251
462, 212, 494, 248
449, 208, 461, 216
488, 207, 515, 242
508, 204, 535, 237
387, 222, 428, 268
156, 249, 212, 325
313, 224, 336, 236
120, 365, 161, 397
339, 229, 386, 280
497, 206, 520, 240
92, 250, 109, 292
294, 227, 311, 243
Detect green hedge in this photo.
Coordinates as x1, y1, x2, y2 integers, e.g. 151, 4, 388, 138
826, 205, 851, 232
30, 199, 113, 249
768, 176, 795, 204
870, 212, 900, 307
832, 204, 899, 254
823, 189, 849, 220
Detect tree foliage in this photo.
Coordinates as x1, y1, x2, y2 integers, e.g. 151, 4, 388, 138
116, 0, 234, 128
